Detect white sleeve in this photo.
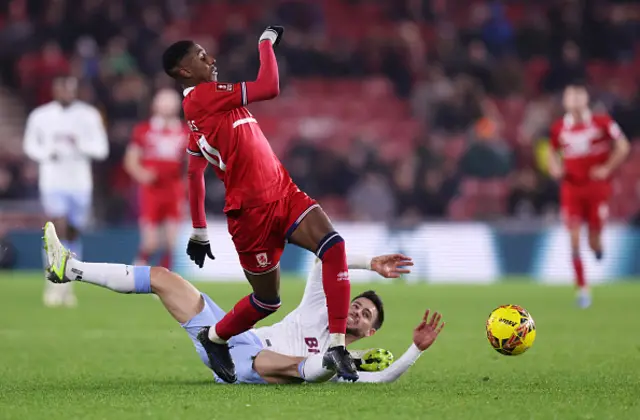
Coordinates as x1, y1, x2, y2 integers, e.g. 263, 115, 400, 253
335, 344, 422, 384
296, 254, 372, 311
77, 107, 109, 160
23, 111, 51, 162
296, 259, 325, 310
347, 254, 372, 270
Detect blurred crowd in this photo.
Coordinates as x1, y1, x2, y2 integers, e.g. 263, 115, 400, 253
0, 0, 638, 225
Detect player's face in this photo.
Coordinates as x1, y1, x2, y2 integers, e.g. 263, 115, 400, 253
562, 86, 589, 113
52, 77, 78, 104
152, 89, 181, 118
182, 44, 217, 83
346, 297, 378, 338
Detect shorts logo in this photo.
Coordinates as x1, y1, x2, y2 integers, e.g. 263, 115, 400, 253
256, 252, 271, 268
216, 83, 234, 92
337, 271, 349, 282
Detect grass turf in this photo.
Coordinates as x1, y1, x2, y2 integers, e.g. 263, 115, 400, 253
1, 272, 640, 419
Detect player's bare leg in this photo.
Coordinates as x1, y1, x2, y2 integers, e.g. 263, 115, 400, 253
289, 207, 358, 381
135, 222, 160, 266
569, 225, 590, 308
43, 217, 76, 308
253, 350, 335, 384
161, 220, 181, 269
588, 229, 603, 261
201, 266, 281, 383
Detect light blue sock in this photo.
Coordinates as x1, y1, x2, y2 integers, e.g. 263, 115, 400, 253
133, 266, 152, 294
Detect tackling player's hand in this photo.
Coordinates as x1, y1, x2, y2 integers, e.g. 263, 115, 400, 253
259, 26, 285, 47
350, 348, 394, 372
187, 228, 215, 268
590, 165, 610, 180
413, 309, 445, 351
371, 254, 413, 278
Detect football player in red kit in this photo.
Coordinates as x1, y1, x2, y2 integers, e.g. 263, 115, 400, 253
547, 83, 629, 308
161, 27, 360, 382
124, 89, 190, 269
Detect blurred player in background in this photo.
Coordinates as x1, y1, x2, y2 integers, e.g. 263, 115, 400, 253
161, 26, 359, 382
547, 83, 629, 308
23, 76, 108, 307
124, 89, 190, 269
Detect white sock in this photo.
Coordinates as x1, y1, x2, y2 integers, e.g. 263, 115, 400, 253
207, 327, 227, 344
329, 333, 345, 348
65, 259, 142, 293
299, 353, 335, 383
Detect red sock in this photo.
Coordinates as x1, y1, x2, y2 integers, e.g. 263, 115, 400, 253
160, 251, 172, 269
318, 236, 350, 335
215, 294, 280, 341
572, 256, 586, 288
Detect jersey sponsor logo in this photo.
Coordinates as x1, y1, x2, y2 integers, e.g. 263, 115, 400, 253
304, 337, 320, 354
256, 252, 271, 268
337, 271, 349, 282
216, 83, 234, 92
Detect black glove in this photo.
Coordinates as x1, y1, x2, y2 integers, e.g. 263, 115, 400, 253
186, 228, 215, 268
259, 26, 285, 47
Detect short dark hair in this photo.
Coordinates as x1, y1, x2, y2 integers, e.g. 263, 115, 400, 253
162, 40, 195, 78
353, 290, 384, 330
565, 80, 587, 90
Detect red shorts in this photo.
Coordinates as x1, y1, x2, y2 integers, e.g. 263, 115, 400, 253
560, 183, 611, 232
139, 186, 184, 225
226, 190, 318, 274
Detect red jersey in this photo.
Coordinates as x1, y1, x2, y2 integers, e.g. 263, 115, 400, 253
550, 112, 624, 186
130, 118, 190, 189
183, 43, 294, 214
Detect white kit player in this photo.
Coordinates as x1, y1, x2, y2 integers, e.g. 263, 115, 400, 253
23, 77, 108, 307
43, 222, 445, 383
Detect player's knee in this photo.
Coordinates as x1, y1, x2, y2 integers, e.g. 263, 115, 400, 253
250, 293, 281, 315
149, 266, 175, 291
316, 232, 345, 261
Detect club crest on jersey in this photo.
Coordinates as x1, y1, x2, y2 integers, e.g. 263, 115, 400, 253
256, 252, 271, 268
216, 83, 234, 92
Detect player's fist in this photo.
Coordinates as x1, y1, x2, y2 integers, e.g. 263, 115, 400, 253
187, 228, 215, 268
259, 26, 284, 47
350, 348, 394, 372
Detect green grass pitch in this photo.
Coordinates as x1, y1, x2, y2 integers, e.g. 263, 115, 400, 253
1, 272, 640, 419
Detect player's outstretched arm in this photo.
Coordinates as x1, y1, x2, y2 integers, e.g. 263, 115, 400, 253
350, 310, 445, 384
243, 27, 284, 105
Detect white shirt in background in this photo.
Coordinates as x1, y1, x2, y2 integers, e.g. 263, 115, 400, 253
23, 100, 109, 193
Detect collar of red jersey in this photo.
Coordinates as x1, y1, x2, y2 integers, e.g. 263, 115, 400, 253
183, 87, 195, 97
563, 110, 592, 128
150, 116, 181, 130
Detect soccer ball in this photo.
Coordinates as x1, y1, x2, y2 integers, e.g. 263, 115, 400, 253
486, 305, 536, 356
